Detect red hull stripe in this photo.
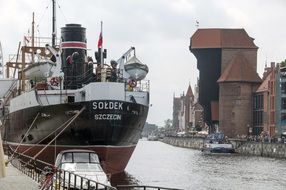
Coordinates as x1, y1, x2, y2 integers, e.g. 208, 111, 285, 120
61, 41, 87, 49
6, 142, 136, 174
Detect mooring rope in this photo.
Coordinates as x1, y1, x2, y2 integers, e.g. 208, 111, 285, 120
17, 112, 78, 156
7, 112, 40, 163
32, 106, 86, 160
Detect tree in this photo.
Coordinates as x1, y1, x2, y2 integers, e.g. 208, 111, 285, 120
280, 59, 286, 67
164, 119, 173, 129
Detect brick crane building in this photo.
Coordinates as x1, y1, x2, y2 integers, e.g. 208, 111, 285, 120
189, 28, 262, 137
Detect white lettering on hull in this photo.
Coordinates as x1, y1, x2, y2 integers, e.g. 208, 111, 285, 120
94, 114, 122, 120
92, 101, 123, 110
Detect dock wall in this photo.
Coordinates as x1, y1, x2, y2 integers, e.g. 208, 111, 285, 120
162, 137, 286, 158
161, 137, 204, 149
235, 141, 286, 158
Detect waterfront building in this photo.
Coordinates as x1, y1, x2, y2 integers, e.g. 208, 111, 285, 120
190, 28, 261, 137
252, 62, 276, 137
276, 65, 286, 137
191, 82, 205, 131
172, 84, 204, 133
252, 62, 286, 138
172, 92, 188, 132
172, 95, 181, 131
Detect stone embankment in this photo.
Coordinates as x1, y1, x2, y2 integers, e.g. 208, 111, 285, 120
235, 141, 286, 158
161, 137, 204, 149
162, 137, 286, 158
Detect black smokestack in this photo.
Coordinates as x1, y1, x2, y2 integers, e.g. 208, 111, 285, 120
61, 24, 86, 89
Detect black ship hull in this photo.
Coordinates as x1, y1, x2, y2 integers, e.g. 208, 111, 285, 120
3, 100, 148, 174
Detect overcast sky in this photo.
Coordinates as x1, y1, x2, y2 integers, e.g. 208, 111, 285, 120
1, 0, 286, 126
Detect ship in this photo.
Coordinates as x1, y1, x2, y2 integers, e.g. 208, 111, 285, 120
0, 1, 149, 174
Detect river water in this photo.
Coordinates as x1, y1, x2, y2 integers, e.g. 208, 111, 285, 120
111, 139, 286, 190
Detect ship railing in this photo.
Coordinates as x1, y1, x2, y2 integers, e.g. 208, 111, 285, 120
23, 36, 60, 48
7, 54, 23, 64
63, 66, 150, 93
2, 79, 18, 105
116, 184, 183, 190
8, 150, 116, 190
7, 53, 50, 66
135, 79, 150, 92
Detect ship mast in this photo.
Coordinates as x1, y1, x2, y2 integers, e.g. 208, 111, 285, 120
52, 0, 56, 47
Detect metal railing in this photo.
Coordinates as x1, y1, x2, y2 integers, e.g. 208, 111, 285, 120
8, 150, 116, 190
8, 150, 183, 190
116, 185, 183, 190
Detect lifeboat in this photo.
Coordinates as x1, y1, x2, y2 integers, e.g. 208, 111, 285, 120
124, 56, 148, 80
23, 60, 55, 82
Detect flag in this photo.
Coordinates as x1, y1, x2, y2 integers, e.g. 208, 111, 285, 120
97, 32, 103, 48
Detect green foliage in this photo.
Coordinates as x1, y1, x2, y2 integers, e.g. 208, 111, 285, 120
280, 59, 286, 67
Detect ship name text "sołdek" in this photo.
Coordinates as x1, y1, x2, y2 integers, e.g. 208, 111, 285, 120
92, 101, 123, 110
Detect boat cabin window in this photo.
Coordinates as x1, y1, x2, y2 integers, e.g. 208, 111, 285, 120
62, 153, 73, 163
74, 153, 90, 162
61, 152, 99, 163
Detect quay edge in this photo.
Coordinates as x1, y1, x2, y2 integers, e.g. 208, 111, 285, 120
161, 137, 286, 158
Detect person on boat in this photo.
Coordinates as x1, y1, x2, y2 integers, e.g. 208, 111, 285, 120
110, 60, 118, 82
96, 62, 101, 82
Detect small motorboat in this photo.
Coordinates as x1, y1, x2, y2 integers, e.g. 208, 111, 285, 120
201, 132, 235, 154
54, 149, 111, 189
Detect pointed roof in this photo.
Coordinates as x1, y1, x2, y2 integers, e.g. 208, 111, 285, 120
256, 69, 273, 93
190, 28, 258, 49
217, 53, 262, 83
186, 85, 194, 97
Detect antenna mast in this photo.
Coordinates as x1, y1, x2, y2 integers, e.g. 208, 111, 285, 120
52, 0, 56, 47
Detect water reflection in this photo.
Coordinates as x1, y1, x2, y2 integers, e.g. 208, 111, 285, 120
113, 140, 286, 190
111, 171, 139, 186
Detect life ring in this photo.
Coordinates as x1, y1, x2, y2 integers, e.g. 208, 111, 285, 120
50, 77, 60, 86
128, 80, 137, 88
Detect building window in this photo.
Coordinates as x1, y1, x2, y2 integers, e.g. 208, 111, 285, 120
253, 94, 264, 110
253, 94, 264, 127
282, 82, 286, 94
281, 113, 286, 125
281, 98, 286, 110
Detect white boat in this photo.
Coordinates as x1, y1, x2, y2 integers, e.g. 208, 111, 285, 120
201, 132, 235, 154
54, 149, 111, 189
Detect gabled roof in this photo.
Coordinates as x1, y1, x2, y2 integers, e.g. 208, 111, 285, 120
256, 69, 273, 93
217, 53, 262, 83
190, 28, 258, 49
186, 85, 194, 97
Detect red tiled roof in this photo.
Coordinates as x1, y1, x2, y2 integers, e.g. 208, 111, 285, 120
217, 53, 262, 83
190, 28, 258, 49
256, 69, 273, 93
